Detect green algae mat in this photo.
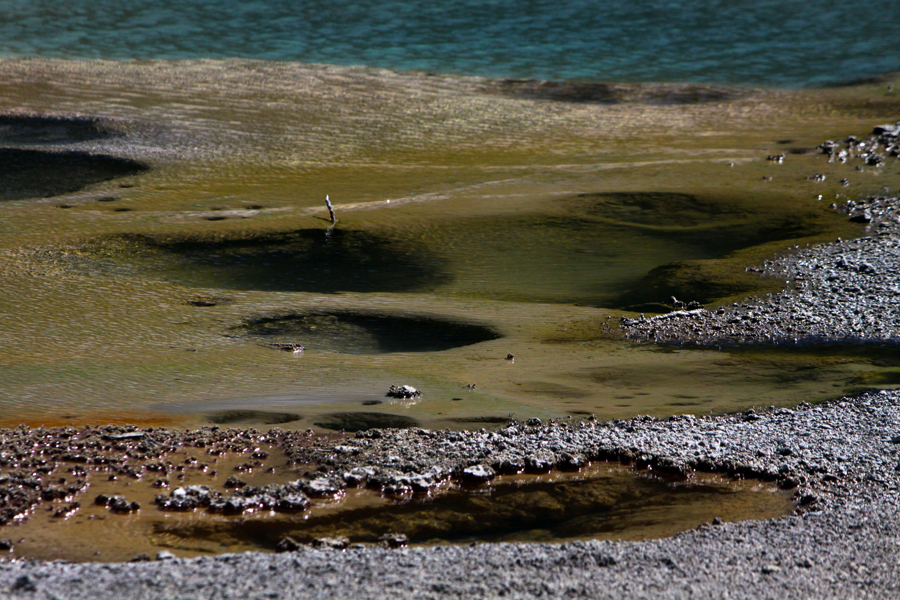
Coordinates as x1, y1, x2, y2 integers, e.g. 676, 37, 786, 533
1, 59, 900, 431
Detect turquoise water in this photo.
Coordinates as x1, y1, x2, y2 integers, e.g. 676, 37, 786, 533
0, 0, 898, 87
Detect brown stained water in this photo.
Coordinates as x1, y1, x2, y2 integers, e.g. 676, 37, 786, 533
1, 446, 792, 563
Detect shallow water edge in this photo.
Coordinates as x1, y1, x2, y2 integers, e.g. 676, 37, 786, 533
0, 59, 898, 432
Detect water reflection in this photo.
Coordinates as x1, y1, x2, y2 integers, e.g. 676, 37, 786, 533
160, 468, 792, 550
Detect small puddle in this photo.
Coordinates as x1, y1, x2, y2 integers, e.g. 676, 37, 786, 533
0, 447, 792, 562
234, 311, 501, 354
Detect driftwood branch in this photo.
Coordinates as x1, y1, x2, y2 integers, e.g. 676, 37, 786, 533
325, 195, 337, 225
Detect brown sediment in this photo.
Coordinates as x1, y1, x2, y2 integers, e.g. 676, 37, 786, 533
0, 412, 187, 430
0, 422, 792, 563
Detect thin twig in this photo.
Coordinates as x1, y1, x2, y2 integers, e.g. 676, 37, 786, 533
325, 194, 337, 225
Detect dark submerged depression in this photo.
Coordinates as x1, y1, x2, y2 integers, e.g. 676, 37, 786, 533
313, 412, 420, 432
103, 229, 451, 293
0, 148, 148, 201
81, 188, 848, 309
0, 114, 123, 145
236, 311, 502, 354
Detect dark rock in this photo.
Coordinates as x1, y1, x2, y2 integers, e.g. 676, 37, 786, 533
378, 533, 409, 549
275, 494, 311, 512
461, 464, 495, 483
343, 467, 374, 486
778, 477, 800, 489
276, 537, 302, 553
109, 497, 140, 513
311, 536, 350, 550
129, 554, 152, 562
873, 123, 900, 136
387, 385, 422, 399
495, 457, 526, 474
155, 485, 216, 510
525, 454, 555, 473
299, 476, 344, 498
799, 493, 818, 506
558, 452, 588, 471
11, 574, 36, 592
223, 476, 247, 488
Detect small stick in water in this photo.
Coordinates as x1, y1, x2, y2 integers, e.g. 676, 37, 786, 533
325, 195, 337, 225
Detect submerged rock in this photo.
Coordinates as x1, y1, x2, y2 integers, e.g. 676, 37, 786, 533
276, 537, 301, 553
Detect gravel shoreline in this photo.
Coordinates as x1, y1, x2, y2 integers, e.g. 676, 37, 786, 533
2, 391, 898, 599
3, 129, 900, 598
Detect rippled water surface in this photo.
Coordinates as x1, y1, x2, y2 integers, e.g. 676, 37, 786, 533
0, 59, 898, 432
1, 0, 899, 86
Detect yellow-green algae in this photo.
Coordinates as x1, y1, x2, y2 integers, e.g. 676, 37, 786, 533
1, 58, 899, 430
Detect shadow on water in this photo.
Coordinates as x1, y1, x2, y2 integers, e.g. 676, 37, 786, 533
445, 416, 513, 425
235, 311, 501, 354
92, 229, 451, 293
158, 470, 792, 549
0, 148, 148, 201
717, 343, 900, 397
375, 189, 852, 307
